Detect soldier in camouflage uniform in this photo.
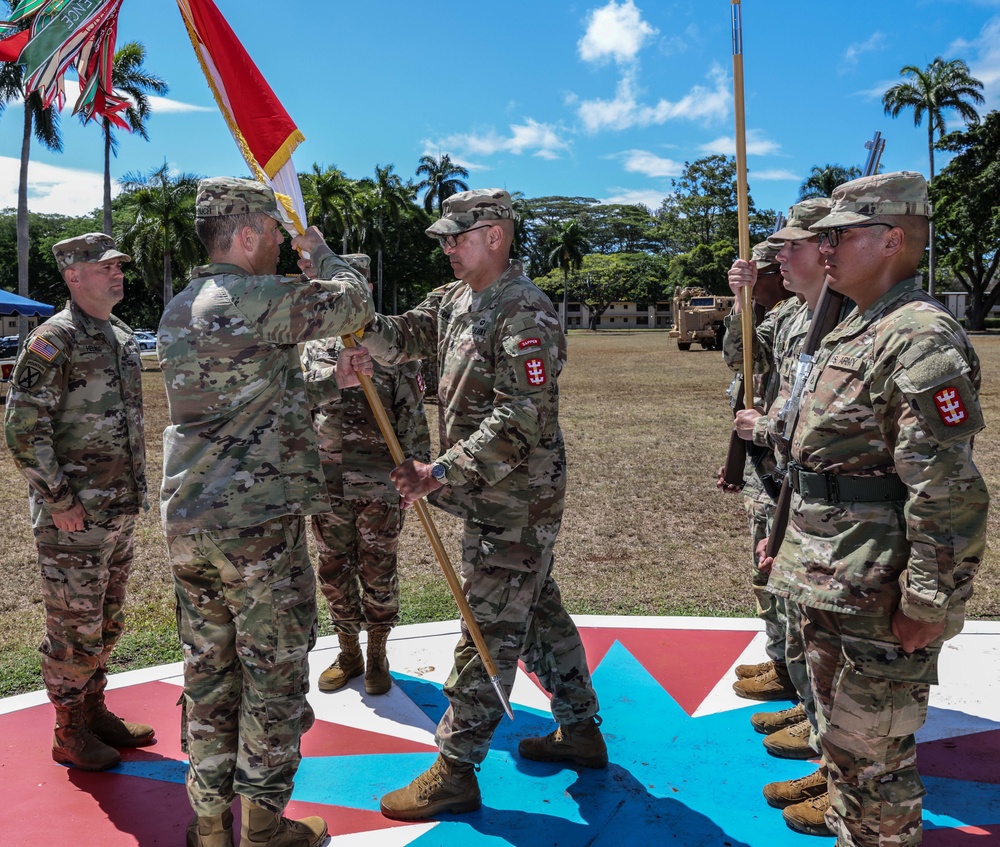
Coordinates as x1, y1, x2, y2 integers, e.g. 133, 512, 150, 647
727, 199, 836, 829
4, 233, 152, 773
765, 172, 988, 846
158, 178, 374, 847
358, 189, 604, 821
301, 253, 430, 697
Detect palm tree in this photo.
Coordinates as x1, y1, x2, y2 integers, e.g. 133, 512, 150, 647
882, 57, 985, 296
116, 162, 202, 308
797, 164, 861, 201
356, 164, 415, 311
302, 163, 361, 252
0, 14, 62, 345
87, 41, 168, 236
547, 220, 591, 332
415, 153, 469, 214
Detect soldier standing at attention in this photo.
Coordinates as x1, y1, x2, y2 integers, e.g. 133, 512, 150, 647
4, 233, 151, 772
765, 171, 988, 845
301, 253, 430, 697
158, 178, 374, 847
356, 189, 605, 821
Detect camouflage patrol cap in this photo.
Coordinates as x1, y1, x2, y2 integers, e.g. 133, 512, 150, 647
769, 198, 833, 242
425, 188, 515, 238
52, 232, 131, 272
810, 171, 929, 230
751, 240, 780, 270
341, 253, 371, 279
195, 176, 293, 225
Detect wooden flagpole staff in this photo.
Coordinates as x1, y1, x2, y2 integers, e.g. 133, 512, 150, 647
731, 0, 753, 407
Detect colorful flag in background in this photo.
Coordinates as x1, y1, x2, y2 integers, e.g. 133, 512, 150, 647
176, 0, 307, 231
0, 0, 128, 126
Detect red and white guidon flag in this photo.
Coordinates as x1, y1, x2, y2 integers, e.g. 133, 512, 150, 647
176, 0, 307, 230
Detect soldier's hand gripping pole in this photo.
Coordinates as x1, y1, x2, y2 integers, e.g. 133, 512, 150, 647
339, 333, 515, 721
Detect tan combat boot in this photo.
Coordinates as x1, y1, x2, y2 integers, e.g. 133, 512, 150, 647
365, 626, 392, 695
734, 659, 773, 680
380, 754, 481, 821
763, 718, 815, 759
317, 633, 363, 692
751, 702, 806, 734
518, 716, 608, 769
782, 792, 833, 837
240, 800, 327, 847
763, 766, 827, 808
83, 690, 155, 747
52, 706, 121, 771
732, 661, 797, 701
186, 808, 234, 847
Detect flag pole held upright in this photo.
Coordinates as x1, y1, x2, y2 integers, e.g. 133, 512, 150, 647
731, 0, 753, 408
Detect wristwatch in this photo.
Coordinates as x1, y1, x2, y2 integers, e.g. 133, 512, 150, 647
430, 462, 448, 483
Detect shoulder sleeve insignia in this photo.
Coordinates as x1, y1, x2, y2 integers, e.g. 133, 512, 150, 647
524, 357, 547, 386
933, 387, 969, 427
28, 336, 59, 362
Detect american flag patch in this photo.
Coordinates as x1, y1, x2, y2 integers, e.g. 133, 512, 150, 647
28, 336, 59, 362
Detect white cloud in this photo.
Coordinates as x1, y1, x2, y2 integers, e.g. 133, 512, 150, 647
598, 187, 665, 210
428, 119, 571, 162
842, 32, 886, 72
579, 0, 658, 65
699, 129, 782, 157
1, 78, 213, 115
577, 64, 729, 133
951, 16, 1000, 109
0, 156, 109, 216
751, 168, 800, 181
614, 149, 683, 178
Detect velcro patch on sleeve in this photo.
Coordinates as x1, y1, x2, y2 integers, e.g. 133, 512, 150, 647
28, 335, 59, 363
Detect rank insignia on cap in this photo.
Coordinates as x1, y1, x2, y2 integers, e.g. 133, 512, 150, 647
28, 336, 58, 363
525, 357, 547, 386
934, 387, 967, 426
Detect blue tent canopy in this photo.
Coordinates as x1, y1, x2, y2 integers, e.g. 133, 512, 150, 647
0, 289, 55, 318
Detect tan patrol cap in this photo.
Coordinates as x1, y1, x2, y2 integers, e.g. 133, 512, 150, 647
751, 240, 780, 270
52, 232, 131, 272
341, 253, 371, 278
810, 171, 929, 230
769, 198, 833, 242
425, 189, 515, 238
195, 176, 293, 226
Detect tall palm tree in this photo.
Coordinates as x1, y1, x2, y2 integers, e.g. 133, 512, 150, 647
415, 153, 469, 214
356, 163, 415, 311
882, 57, 985, 296
0, 15, 62, 345
548, 220, 591, 332
88, 41, 168, 236
116, 162, 202, 308
302, 163, 360, 252
797, 164, 861, 201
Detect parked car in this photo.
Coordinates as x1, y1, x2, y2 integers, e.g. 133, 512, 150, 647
133, 331, 157, 352
0, 335, 19, 358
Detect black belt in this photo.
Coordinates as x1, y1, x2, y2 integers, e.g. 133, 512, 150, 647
787, 462, 907, 503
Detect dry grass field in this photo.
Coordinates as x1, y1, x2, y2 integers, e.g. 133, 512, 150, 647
2, 330, 999, 695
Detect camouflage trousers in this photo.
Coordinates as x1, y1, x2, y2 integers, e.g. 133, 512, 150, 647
168, 516, 318, 816
311, 496, 402, 634
802, 607, 934, 847
436, 520, 600, 765
743, 493, 786, 665
783, 598, 819, 752
35, 514, 136, 709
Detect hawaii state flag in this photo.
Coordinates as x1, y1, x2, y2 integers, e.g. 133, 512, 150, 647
176, 0, 307, 231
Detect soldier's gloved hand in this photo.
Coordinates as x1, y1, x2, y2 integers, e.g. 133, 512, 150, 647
390, 459, 441, 510
335, 345, 373, 388
727, 259, 757, 314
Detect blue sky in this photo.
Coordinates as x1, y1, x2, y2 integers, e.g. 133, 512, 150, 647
2, 0, 1000, 221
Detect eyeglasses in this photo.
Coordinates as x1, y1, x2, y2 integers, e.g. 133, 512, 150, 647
817, 222, 893, 248
436, 224, 493, 250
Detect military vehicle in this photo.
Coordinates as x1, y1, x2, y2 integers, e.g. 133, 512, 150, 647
669, 287, 735, 351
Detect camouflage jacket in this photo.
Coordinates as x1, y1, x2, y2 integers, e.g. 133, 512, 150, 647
302, 337, 430, 501
769, 277, 988, 624
158, 251, 373, 536
723, 297, 800, 504
4, 300, 147, 527
362, 261, 566, 527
